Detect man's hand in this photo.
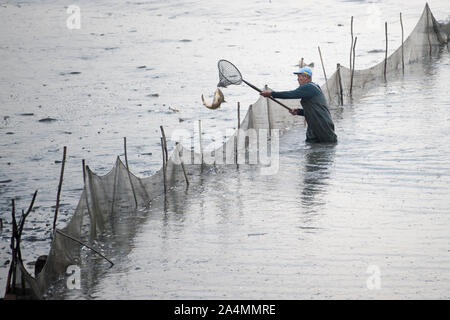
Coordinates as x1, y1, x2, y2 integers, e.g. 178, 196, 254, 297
289, 108, 298, 116
260, 90, 272, 98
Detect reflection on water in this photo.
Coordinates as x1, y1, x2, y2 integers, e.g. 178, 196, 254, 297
301, 144, 336, 212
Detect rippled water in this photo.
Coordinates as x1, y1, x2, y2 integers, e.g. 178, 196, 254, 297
1, 0, 450, 298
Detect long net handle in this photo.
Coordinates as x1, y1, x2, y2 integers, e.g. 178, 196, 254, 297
241, 79, 292, 112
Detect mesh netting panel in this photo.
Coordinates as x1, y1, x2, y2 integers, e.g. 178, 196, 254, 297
217, 59, 243, 87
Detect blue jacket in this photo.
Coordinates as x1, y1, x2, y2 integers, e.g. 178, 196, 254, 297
272, 82, 337, 143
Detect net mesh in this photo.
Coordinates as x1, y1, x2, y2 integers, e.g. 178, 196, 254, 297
7, 4, 449, 299
217, 59, 243, 87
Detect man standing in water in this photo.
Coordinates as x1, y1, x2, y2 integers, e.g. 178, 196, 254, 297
261, 67, 337, 143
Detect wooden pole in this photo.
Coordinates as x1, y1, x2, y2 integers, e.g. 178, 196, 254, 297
124, 137, 138, 208
124, 137, 130, 169
159, 126, 169, 163
265, 84, 272, 134
82, 159, 95, 239
176, 142, 189, 187
18, 190, 38, 239
161, 137, 167, 194
336, 63, 344, 106
400, 12, 405, 74
198, 120, 203, 165
426, 8, 432, 55
53, 146, 66, 232
318, 46, 332, 103
236, 102, 240, 165
6, 199, 16, 294
350, 16, 354, 73
384, 22, 388, 81
350, 36, 357, 97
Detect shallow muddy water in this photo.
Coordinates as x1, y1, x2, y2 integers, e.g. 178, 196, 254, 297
1, 0, 450, 298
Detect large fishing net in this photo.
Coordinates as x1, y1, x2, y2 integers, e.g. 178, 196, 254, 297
5, 4, 449, 299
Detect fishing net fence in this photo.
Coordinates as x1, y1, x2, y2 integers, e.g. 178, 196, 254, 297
5, 4, 449, 299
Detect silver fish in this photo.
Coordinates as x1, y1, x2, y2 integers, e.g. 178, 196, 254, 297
201, 88, 225, 109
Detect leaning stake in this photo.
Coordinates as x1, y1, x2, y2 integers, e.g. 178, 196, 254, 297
318, 46, 332, 103
349, 16, 354, 74
124, 137, 138, 208
384, 22, 388, 81
161, 137, 167, 194
400, 12, 405, 74
336, 63, 344, 106
53, 146, 66, 232
350, 36, 358, 97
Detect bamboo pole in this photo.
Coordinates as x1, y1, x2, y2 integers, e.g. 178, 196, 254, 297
198, 120, 203, 165
56, 229, 114, 267
161, 137, 167, 195
237, 102, 241, 129
265, 84, 272, 135
336, 63, 344, 106
53, 146, 66, 232
159, 126, 169, 163
18, 190, 38, 239
236, 102, 240, 165
400, 12, 405, 74
82, 159, 95, 239
350, 16, 354, 73
426, 8, 432, 55
350, 36, 357, 97
175, 142, 189, 187
384, 22, 388, 81
318, 46, 332, 103
124, 137, 138, 208
6, 199, 16, 294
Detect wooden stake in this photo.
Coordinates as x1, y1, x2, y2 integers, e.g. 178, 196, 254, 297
198, 120, 203, 165
236, 102, 240, 165
124, 137, 138, 208
176, 142, 189, 187
18, 190, 38, 239
336, 63, 344, 106
318, 46, 332, 103
350, 36, 357, 97
161, 137, 167, 194
400, 12, 405, 74
238, 101, 241, 129
159, 126, 169, 163
265, 84, 272, 134
426, 8, 432, 55
53, 146, 66, 232
350, 16, 354, 72
384, 22, 388, 81
6, 199, 16, 294
82, 159, 95, 239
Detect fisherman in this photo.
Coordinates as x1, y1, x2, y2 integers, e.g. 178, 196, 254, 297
261, 67, 337, 143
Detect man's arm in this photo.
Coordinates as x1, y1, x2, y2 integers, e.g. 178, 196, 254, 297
261, 83, 319, 99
